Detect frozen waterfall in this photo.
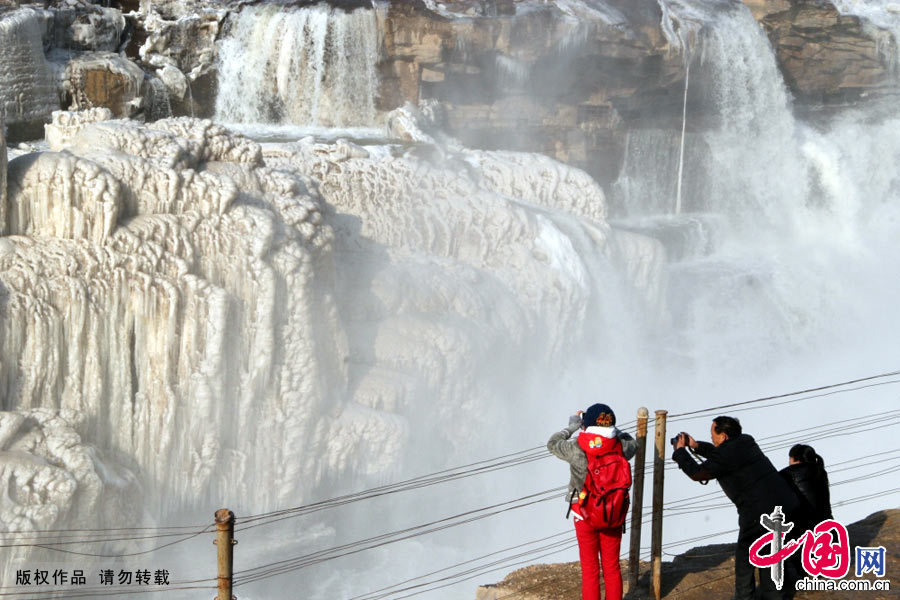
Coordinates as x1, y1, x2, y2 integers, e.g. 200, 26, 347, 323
0, 9, 59, 132
1, 1, 900, 599
0, 105, 662, 596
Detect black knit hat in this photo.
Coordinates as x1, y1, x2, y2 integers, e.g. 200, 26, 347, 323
583, 403, 616, 427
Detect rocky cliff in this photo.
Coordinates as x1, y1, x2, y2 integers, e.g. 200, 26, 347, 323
377, 0, 900, 186
1, 0, 898, 186
761, 0, 897, 103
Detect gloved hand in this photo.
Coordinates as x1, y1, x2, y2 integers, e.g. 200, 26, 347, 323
566, 413, 583, 434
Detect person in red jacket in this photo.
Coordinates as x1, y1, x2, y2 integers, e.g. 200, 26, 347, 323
548, 404, 636, 600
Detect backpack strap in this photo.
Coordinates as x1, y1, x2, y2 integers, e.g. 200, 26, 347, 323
565, 488, 577, 519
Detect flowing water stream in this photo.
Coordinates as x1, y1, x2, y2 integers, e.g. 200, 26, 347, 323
210, 3, 900, 597
215, 4, 379, 127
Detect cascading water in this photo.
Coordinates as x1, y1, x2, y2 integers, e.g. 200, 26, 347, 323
601, 0, 900, 579
1, 1, 900, 599
616, 2, 816, 346
215, 4, 379, 127
675, 58, 689, 215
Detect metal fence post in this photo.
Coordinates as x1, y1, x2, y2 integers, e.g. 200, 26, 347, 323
215, 508, 235, 600
628, 407, 649, 593
650, 410, 667, 600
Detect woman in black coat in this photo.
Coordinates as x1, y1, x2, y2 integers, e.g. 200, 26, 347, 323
780, 444, 832, 530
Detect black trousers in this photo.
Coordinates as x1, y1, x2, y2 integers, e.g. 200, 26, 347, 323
734, 520, 795, 600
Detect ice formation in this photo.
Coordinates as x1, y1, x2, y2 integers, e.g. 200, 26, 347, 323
0, 3, 898, 599
257, 106, 666, 469
50, 4, 125, 52
215, 4, 380, 127
0, 9, 60, 129
139, 8, 226, 82
0, 103, 665, 550
1, 111, 344, 525
0, 409, 141, 577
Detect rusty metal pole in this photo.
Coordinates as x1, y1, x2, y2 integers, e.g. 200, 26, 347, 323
650, 410, 667, 600
215, 508, 235, 600
627, 407, 649, 593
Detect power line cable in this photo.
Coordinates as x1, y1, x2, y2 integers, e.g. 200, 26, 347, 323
0, 525, 215, 557
238, 447, 550, 527
646, 464, 900, 519
336, 480, 898, 600
0, 522, 209, 536
231, 400, 900, 589
1, 371, 891, 546
658, 446, 900, 513
0, 524, 218, 547
663, 408, 900, 472
356, 539, 579, 600
233, 487, 565, 586
345, 531, 573, 600
667, 371, 900, 421
241, 417, 640, 527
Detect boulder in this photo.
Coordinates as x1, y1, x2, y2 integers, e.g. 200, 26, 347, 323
63, 51, 146, 117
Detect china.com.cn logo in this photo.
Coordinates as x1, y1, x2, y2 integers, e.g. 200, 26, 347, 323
748, 506, 890, 592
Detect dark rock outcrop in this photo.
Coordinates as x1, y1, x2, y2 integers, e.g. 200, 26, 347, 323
760, 0, 896, 103
63, 52, 145, 117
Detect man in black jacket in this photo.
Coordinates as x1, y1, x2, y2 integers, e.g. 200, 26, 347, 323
673, 416, 801, 600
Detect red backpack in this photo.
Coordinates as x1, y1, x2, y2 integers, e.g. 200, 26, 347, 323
576, 432, 632, 530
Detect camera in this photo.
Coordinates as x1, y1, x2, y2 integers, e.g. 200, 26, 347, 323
670, 432, 686, 447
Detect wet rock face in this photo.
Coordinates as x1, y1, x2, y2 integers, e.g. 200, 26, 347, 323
2, 0, 899, 166
760, 0, 896, 103
378, 0, 685, 184
744, 0, 792, 20
50, 6, 125, 51
376, 0, 899, 185
135, 9, 225, 118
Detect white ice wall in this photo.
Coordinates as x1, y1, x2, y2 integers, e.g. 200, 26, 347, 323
0, 106, 669, 599
1, 112, 348, 522
0, 9, 59, 128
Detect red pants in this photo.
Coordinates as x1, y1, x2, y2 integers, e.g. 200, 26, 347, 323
574, 517, 623, 600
